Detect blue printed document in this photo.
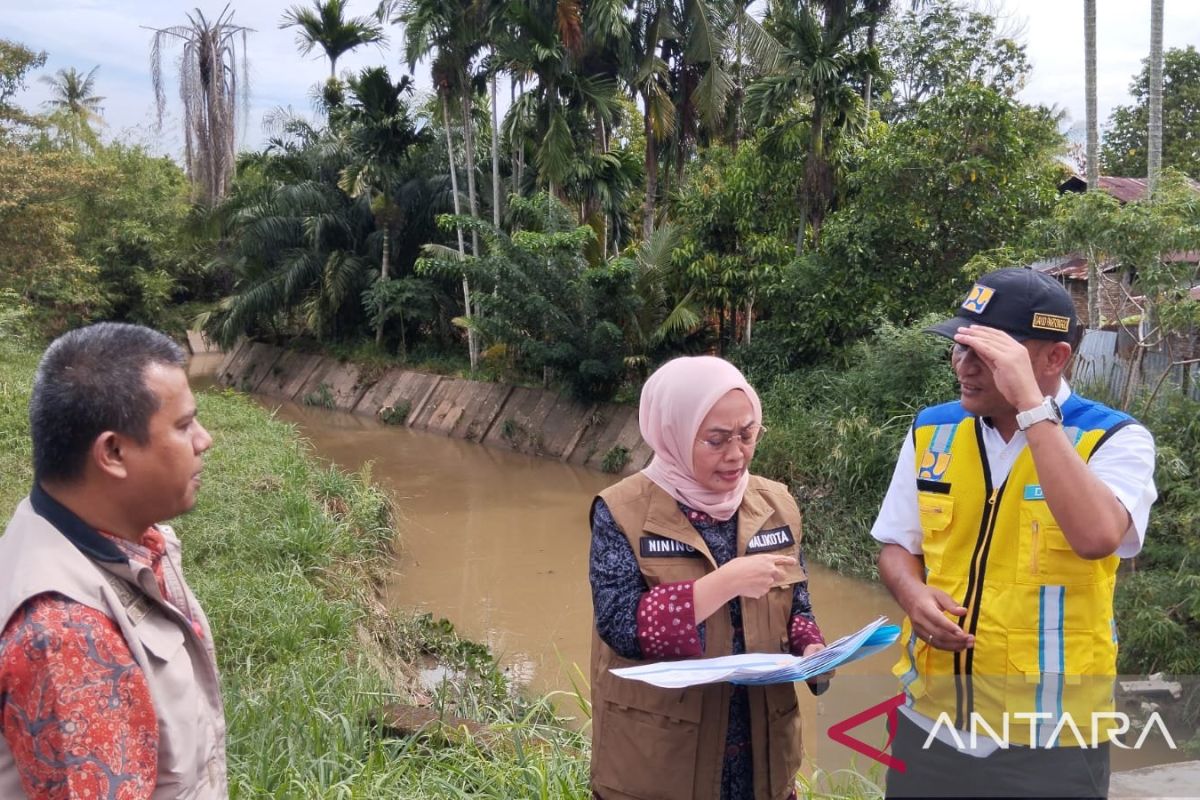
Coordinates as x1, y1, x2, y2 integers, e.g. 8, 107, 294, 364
610, 616, 900, 689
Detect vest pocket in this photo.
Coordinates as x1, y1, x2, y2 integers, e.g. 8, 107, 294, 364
1005, 628, 1097, 747
917, 493, 955, 574
592, 683, 703, 800
1018, 504, 1102, 585
136, 614, 204, 789
766, 686, 802, 798
137, 612, 186, 662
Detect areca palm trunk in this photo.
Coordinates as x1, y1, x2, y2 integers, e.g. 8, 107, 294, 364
1148, 0, 1164, 196
491, 70, 501, 227
796, 107, 825, 256
442, 92, 478, 370
864, 21, 877, 116
461, 91, 482, 257
376, 219, 390, 345
1084, 0, 1100, 328
642, 91, 657, 237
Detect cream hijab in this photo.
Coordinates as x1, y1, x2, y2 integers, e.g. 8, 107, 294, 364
639, 356, 762, 521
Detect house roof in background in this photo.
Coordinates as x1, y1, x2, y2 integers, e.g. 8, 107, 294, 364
1031, 254, 1117, 280
1058, 175, 1200, 203
1031, 252, 1200, 281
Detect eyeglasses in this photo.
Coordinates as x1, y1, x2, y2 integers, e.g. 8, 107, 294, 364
951, 343, 977, 360
696, 424, 767, 452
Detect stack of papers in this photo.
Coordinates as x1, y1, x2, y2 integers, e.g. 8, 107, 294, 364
610, 616, 900, 689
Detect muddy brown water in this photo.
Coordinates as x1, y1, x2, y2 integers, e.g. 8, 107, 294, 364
188, 357, 1186, 775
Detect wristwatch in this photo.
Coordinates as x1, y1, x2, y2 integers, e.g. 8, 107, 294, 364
1016, 396, 1063, 431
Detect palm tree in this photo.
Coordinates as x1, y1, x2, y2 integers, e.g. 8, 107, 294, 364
336, 67, 428, 344
1147, 0, 1164, 196
39, 65, 105, 150
476, 0, 513, 227
747, 0, 878, 252
613, 222, 704, 373
280, 0, 385, 79
498, 0, 620, 201
728, 0, 783, 150
209, 179, 377, 345
661, 0, 734, 187
628, 1, 674, 236
391, 0, 484, 368
1084, 0, 1100, 328
147, 4, 251, 206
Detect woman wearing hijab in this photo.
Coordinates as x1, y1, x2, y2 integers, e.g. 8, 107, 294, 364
589, 356, 826, 800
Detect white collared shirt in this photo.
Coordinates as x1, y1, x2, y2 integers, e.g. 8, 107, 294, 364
871, 380, 1157, 559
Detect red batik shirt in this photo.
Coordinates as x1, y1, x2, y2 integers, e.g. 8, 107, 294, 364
0, 527, 199, 800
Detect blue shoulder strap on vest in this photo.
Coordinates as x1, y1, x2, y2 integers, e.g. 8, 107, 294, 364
912, 395, 1135, 455
1060, 393, 1136, 451
912, 403, 970, 466
915, 401, 969, 429
1060, 393, 1132, 430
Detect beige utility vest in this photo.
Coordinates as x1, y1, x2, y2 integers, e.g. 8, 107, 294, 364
590, 473, 805, 800
0, 498, 228, 799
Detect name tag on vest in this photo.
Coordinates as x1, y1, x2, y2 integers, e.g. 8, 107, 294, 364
640, 535, 703, 558
746, 525, 795, 554
1024, 484, 1045, 501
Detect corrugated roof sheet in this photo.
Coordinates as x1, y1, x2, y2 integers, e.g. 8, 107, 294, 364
1030, 254, 1117, 279
1058, 175, 1200, 203
1031, 252, 1199, 281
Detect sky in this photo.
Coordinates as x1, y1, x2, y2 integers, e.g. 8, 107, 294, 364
6, 0, 1200, 162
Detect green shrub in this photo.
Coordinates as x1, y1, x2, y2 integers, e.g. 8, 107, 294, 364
747, 319, 957, 577
1111, 391, 1200, 741
379, 400, 412, 426
500, 418, 523, 443
302, 383, 335, 409
601, 445, 631, 474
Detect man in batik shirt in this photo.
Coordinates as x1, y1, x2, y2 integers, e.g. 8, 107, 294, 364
0, 323, 228, 799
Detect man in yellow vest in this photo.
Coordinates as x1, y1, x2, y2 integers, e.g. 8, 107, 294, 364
871, 268, 1157, 798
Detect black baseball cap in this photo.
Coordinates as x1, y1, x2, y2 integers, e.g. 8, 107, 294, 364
925, 267, 1077, 343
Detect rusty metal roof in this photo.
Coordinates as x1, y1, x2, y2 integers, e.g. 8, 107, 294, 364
1031, 251, 1198, 281
1058, 175, 1200, 203
1030, 254, 1117, 280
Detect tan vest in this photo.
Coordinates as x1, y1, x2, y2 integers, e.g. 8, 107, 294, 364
0, 498, 228, 799
590, 473, 805, 800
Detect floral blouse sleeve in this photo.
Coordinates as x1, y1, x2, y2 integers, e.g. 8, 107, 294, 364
590, 498, 705, 660
788, 550, 825, 654
0, 592, 158, 800
589, 498, 653, 660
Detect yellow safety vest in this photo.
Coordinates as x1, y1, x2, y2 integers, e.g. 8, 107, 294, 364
892, 394, 1134, 748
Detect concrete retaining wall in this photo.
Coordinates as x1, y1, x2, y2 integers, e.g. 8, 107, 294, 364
217, 340, 652, 475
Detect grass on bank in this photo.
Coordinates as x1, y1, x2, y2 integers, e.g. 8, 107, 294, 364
0, 331, 591, 799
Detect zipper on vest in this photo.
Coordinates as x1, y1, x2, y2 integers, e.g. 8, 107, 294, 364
1030, 519, 1040, 575
955, 422, 1007, 728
